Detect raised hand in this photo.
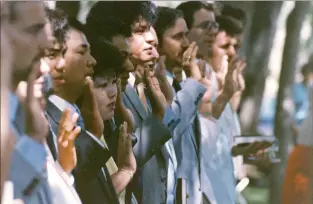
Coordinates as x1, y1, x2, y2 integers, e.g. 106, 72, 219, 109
143, 65, 167, 121
115, 79, 135, 133
57, 108, 81, 173
182, 42, 201, 81
215, 55, 229, 91
222, 56, 244, 98
135, 65, 145, 85
117, 122, 136, 174
155, 56, 174, 105
24, 62, 49, 143
80, 76, 104, 138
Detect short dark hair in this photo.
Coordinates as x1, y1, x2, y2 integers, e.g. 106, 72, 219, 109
176, 1, 214, 29
67, 18, 85, 33
87, 1, 157, 31
220, 4, 247, 28
45, 7, 69, 44
92, 40, 126, 79
216, 15, 244, 36
85, 16, 131, 44
154, 7, 184, 44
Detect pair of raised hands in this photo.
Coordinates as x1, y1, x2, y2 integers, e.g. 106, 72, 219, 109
218, 56, 246, 98
58, 109, 136, 175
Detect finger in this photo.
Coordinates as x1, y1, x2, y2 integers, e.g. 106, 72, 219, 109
68, 126, 81, 146
191, 45, 199, 60
58, 108, 72, 142
26, 62, 41, 105
183, 42, 196, 59
158, 56, 166, 73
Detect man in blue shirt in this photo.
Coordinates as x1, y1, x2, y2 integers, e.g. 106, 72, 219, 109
2, 2, 53, 203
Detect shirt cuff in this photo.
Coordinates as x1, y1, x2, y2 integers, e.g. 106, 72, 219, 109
163, 106, 180, 133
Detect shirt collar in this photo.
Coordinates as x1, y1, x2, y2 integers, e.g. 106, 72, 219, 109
128, 72, 136, 88
165, 69, 174, 86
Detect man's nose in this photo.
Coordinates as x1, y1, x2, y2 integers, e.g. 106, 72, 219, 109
144, 31, 154, 46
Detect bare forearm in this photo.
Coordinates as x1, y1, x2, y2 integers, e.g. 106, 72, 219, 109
159, 78, 174, 105
212, 92, 231, 119
111, 170, 133, 195
231, 92, 242, 112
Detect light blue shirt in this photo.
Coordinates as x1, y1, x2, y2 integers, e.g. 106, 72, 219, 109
164, 70, 178, 204
293, 83, 310, 124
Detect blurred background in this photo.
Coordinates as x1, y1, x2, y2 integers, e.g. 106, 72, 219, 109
45, 1, 313, 203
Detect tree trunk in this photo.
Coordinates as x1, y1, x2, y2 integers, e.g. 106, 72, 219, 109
239, 2, 283, 134
270, 2, 311, 204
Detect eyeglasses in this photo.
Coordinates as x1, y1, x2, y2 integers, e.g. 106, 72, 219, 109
195, 21, 219, 30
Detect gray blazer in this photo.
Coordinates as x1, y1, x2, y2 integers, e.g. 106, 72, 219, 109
115, 84, 179, 204
169, 78, 207, 204
9, 93, 52, 204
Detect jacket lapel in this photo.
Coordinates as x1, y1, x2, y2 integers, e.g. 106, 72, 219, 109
45, 100, 63, 125
124, 84, 148, 119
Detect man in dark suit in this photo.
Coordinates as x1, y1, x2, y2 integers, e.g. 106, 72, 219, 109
86, 2, 180, 204
44, 19, 136, 204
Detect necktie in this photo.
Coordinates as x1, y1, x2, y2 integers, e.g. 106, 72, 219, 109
74, 105, 85, 130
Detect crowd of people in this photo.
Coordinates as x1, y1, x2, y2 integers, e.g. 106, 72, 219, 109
0, 1, 312, 204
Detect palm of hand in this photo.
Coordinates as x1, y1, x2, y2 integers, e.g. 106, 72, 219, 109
80, 77, 104, 137
117, 122, 136, 173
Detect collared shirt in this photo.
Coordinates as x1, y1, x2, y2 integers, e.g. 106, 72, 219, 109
164, 69, 180, 204
208, 71, 236, 203
9, 92, 49, 201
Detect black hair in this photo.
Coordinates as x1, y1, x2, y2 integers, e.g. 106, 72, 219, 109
85, 16, 131, 44
67, 18, 85, 33
154, 7, 184, 44
221, 4, 247, 28
216, 15, 244, 36
176, 1, 215, 29
87, 1, 157, 31
45, 7, 69, 44
92, 40, 126, 79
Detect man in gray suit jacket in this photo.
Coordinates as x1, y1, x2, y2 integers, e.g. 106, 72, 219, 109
86, 2, 180, 204
3, 2, 53, 203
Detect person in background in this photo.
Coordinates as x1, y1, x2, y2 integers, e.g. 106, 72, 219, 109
292, 59, 313, 129
283, 83, 313, 204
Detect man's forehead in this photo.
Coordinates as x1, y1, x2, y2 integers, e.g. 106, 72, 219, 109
14, 2, 46, 27
215, 31, 228, 44
66, 28, 89, 47
165, 18, 188, 35
193, 8, 215, 26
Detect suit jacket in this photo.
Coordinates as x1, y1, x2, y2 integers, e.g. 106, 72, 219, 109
108, 84, 179, 204
9, 93, 52, 204
45, 99, 119, 204
168, 78, 208, 204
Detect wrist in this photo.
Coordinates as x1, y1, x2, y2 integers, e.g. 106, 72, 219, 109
119, 168, 135, 179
